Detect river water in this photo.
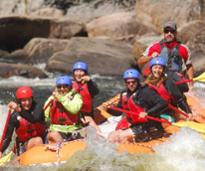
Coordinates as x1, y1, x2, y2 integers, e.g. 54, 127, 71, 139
0, 75, 205, 171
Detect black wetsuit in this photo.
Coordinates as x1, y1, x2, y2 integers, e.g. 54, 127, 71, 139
0, 100, 46, 154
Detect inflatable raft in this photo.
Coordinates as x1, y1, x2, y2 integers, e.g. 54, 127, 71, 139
4, 92, 205, 166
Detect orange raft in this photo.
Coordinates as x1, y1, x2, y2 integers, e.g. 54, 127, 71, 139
17, 92, 204, 166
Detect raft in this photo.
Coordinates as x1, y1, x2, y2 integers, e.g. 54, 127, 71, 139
11, 92, 205, 166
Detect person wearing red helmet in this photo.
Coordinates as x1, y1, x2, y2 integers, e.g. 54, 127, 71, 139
0, 86, 46, 158
137, 21, 194, 86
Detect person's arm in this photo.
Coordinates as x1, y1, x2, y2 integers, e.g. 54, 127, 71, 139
186, 64, 194, 81
87, 79, 99, 97
58, 91, 83, 114
0, 114, 18, 153
141, 87, 168, 116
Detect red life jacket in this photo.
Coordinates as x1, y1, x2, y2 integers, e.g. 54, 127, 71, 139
128, 96, 148, 124
115, 92, 130, 130
16, 117, 46, 142
72, 81, 92, 113
148, 83, 172, 102
49, 100, 78, 125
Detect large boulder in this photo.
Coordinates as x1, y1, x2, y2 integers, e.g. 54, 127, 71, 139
24, 38, 71, 63
0, 62, 47, 78
136, 0, 205, 32
86, 12, 156, 39
46, 37, 134, 75
0, 16, 84, 51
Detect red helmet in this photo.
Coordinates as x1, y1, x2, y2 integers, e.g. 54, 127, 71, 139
16, 86, 33, 99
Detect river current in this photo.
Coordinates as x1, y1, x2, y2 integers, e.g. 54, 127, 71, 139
0, 75, 205, 171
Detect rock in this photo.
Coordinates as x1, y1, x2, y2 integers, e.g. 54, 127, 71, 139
46, 37, 134, 75
31, 7, 64, 18
135, 0, 205, 32
0, 62, 47, 78
24, 38, 71, 63
0, 16, 84, 52
86, 12, 155, 39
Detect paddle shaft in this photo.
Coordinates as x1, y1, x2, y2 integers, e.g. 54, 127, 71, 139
168, 104, 189, 118
110, 106, 171, 124
0, 111, 11, 151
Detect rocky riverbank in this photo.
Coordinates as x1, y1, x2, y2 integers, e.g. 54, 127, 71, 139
0, 0, 204, 78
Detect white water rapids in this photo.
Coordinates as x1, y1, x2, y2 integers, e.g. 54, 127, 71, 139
0, 77, 205, 171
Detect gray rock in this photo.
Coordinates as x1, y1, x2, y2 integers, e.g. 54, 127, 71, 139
46, 37, 134, 75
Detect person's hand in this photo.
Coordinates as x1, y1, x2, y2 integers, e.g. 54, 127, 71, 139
151, 52, 159, 58
139, 112, 147, 118
8, 101, 21, 113
186, 113, 194, 121
81, 76, 90, 84
52, 89, 60, 100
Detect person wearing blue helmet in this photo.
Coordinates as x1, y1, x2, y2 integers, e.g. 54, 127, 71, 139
72, 61, 100, 132
145, 56, 193, 121
107, 68, 171, 143
107, 69, 140, 118
44, 75, 83, 144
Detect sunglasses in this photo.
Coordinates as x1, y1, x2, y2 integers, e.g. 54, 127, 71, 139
164, 28, 176, 34
57, 85, 69, 89
126, 80, 137, 85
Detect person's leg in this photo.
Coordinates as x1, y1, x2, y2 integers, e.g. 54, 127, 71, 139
26, 137, 43, 150
47, 131, 63, 144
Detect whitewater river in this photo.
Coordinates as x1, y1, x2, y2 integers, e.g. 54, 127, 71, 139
0, 76, 205, 171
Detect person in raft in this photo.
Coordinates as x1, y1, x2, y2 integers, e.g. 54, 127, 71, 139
72, 61, 101, 133
144, 56, 193, 121
44, 75, 83, 144
136, 21, 194, 86
107, 73, 169, 143
0, 86, 46, 157
106, 68, 141, 130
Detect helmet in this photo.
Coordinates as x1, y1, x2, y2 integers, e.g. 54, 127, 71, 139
72, 61, 88, 72
150, 56, 167, 68
56, 75, 72, 86
123, 69, 140, 80
16, 86, 33, 99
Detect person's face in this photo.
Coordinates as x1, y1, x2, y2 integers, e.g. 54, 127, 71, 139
20, 98, 33, 111
57, 84, 70, 95
73, 69, 86, 82
151, 65, 164, 79
125, 78, 138, 92
163, 27, 176, 42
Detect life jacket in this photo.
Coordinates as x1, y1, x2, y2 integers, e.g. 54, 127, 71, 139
16, 116, 46, 142
115, 92, 132, 130
127, 95, 148, 124
147, 83, 172, 102
159, 40, 183, 72
72, 81, 92, 114
49, 100, 78, 125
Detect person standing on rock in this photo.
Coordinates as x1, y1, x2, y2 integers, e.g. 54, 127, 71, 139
137, 21, 194, 85
0, 86, 46, 157
72, 61, 101, 132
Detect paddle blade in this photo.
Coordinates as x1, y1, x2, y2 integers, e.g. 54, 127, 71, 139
173, 121, 205, 134
193, 72, 205, 82
0, 151, 13, 166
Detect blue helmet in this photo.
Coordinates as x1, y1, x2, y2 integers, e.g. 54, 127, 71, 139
150, 56, 167, 68
72, 61, 88, 72
56, 75, 72, 86
123, 69, 140, 80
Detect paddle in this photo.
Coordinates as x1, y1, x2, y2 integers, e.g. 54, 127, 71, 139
109, 106, 171, 124
175, 71, 205, 85
168, 104, 189, 118
0, 110, 13, 165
